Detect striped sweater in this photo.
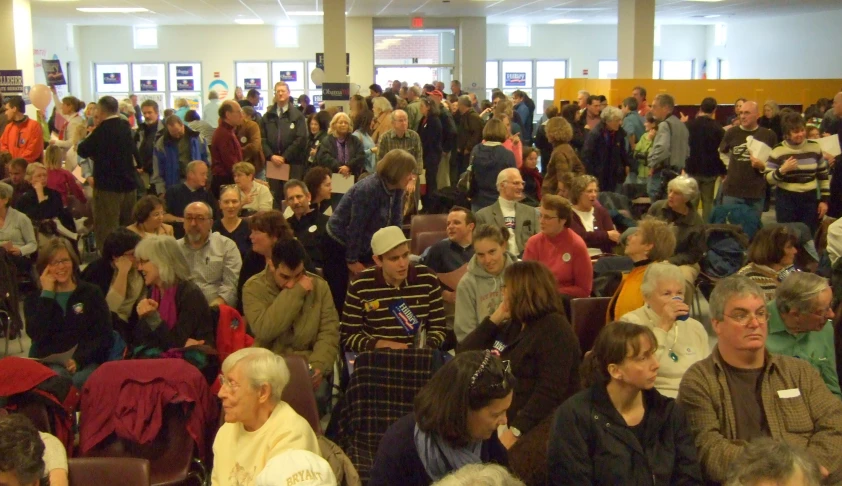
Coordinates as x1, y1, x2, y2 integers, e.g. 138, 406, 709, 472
765, 139, 829, 201
340, 264, 446, 352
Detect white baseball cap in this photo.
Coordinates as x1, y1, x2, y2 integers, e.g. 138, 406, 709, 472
256, 450, 337, 486
370, 226, 411, 256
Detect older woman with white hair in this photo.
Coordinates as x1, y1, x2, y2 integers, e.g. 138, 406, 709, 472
0, 181, 37, 273
619, 262, 710, 398
432, 464, 525, 486
581, 105, 631, 193
314, 112, 365, 178
647, 175, 706, 299
212, 347, 320, 486
133, 235, 214, 351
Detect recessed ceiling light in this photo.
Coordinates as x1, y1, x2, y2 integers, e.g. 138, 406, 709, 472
549, 18, 582, 24
703, 14, 721, 18
76, 7, 149, 12
234, 18, 263, 24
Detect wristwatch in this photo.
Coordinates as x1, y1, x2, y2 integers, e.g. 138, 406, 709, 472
509, 427, 522, 438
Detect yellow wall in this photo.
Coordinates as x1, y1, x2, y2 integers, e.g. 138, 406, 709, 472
553, 79, 842, 108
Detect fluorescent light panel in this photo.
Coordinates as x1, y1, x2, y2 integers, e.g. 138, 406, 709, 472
76, 7, 149, 12
549, 18, 582, 24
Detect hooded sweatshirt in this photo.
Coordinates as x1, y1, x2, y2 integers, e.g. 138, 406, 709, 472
454, 251, 516, 342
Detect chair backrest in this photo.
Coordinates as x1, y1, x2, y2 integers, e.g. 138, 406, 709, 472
69, 458, 151, 486
282, 355, 322, 435
413, 230, 447, 256
570, 297, 611, 355
409, 214, 448, 252
336, 348, 437, 483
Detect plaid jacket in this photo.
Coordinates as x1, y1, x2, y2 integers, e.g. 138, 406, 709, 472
336, 349, 439, 483
677, 347, 842, 483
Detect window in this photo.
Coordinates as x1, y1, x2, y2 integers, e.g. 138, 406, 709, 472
133, 26, 157, 49
714, 24, 727, 47
95, 63, 130, 98
535, 61, 566, 116
272, 61, 306, 107
501, 61, 532, 93
653, 25, 661, 47
486, 61, 499, 99
598, 60, 617, 79
662, 60, 694, 80
235, 62, 269, 111
275, 26, 298, 48
132, 64, 166, 109
653, 60, 661, 79
507, 25, 530, 47
169, 62, 202, 112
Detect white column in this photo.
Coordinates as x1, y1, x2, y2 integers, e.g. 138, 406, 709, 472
322, 0, 348, 110
617, 0, 655, 79
0, 0, 36, 89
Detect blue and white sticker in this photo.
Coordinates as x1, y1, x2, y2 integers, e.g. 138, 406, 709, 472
390, 299, 421, 335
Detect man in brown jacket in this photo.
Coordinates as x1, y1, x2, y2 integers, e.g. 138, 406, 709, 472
678, 275, 842, 484
238, 106, 265, 175
241, 237, 339, 406
454, 95, 484, 183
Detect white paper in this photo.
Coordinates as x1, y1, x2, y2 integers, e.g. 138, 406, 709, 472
817, 135, 842, 157
331, 173, 355, 194
746, 136, 772, 164
777, 388, 801, 399
34, 345, 77, 365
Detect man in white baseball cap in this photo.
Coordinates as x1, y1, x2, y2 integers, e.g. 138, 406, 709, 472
339, 226, 447, 352
256, 450, 337, 486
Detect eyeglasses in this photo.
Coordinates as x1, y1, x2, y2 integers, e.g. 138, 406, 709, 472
808, 305, 834, 318
50, 258, 73, 267
538, 214, 559, 221
725, 309, 769, 325
184, 215, 209, 223
219, 374, 240, 392
469, 351, 511, 390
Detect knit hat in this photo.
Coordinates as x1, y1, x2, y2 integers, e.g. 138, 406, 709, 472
255, 450, 337, 486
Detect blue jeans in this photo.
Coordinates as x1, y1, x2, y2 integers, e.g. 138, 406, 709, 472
721, 196, 764, 217
647, 171, 663, 201
48, 362, 98, 389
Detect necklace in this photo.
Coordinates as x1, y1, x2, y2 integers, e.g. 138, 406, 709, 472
667, 323, 679, 362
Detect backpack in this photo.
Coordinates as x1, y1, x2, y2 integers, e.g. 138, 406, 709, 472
700, 225, 749, 279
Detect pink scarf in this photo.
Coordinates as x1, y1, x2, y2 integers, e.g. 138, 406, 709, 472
151, 286, 178, 330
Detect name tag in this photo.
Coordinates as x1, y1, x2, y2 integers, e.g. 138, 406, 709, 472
777, 388, 801, 399
390, 298, 421, 335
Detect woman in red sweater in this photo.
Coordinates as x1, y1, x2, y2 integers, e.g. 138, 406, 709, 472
523, 195, 592, 298
43, 145, 86, 206
567, 174, 618, 255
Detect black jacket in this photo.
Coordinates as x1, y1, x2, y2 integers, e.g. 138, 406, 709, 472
260, 101, 308, 166
25, 281, 114, 369
685, 116, 725, 177
77, 116, 139, 193
647, 200, 706, 267
16, 186, 64, 223
458, 311, 581, 435
583, 123, 631, 193
134, 280, 215, 350
548, 384, 703, 485
314, 134, 366, 176
439, 109, 457, 152
369, 413, 508, 486
417, 115, 443, 167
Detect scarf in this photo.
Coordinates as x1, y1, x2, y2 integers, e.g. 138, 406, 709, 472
414, 424, 482, 481
151, 285, 178, 330
335, 137, 349, 164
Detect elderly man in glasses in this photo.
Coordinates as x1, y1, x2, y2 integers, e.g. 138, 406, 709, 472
178, 201, 242, 307
677, 275, 842, 485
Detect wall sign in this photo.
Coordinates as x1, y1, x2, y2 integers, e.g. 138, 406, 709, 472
244, 78, 262, 90
316, 53, 350, 75
279, 71, 297, 82
0, 70, 24, 96
103, 73, 121, 84
177, 79, 195, 91
504, 72, 526, 87
322, 82, 350, 101
175, 66, 193, 77
140, 79, 158, 91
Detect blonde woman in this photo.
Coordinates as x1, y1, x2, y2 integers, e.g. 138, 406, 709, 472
314, 112, 365, 177
371, 96, 394, 144
233, 162, 273, 213
174, 98, 190, 121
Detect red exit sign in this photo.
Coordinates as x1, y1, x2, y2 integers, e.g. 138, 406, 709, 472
411, 17, 424, 28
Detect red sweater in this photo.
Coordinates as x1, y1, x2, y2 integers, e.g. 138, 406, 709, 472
523, 229, 593, 297
47, 168, 87, 205
210, 121, 242, 177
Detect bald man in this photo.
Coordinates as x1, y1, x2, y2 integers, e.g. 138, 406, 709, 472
718, 100, 778, 215
474, 168, 539, 257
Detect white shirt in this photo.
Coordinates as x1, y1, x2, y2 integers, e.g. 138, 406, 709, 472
499, 197, 519, 256
572, 207, 595, 232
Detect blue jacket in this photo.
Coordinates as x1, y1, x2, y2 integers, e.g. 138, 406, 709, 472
153, 126, 208, 189
326, 174, 404, 263
470, 143, 516, 212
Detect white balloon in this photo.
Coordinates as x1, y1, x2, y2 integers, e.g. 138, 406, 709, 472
310, 68, 325, 86
350, 83, 361, 95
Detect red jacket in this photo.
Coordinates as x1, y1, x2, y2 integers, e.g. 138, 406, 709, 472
0, 116, 44, 162
210, 121, 242, 177
0, 357, 80, 455
79, 359, 218, 459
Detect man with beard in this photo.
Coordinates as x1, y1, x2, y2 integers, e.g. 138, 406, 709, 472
284, 179, 328, 268
177, 201, 242, 307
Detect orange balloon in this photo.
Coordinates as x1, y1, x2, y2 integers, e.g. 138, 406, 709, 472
29, 84, 52, 111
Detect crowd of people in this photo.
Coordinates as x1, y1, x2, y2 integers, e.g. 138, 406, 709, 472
2, 78, 842, 486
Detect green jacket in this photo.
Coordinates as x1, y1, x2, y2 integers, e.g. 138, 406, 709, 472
242, 267, 340, 372
766, 300, 841, 398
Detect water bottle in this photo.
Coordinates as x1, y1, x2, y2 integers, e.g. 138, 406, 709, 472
673, 296, 689, 321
